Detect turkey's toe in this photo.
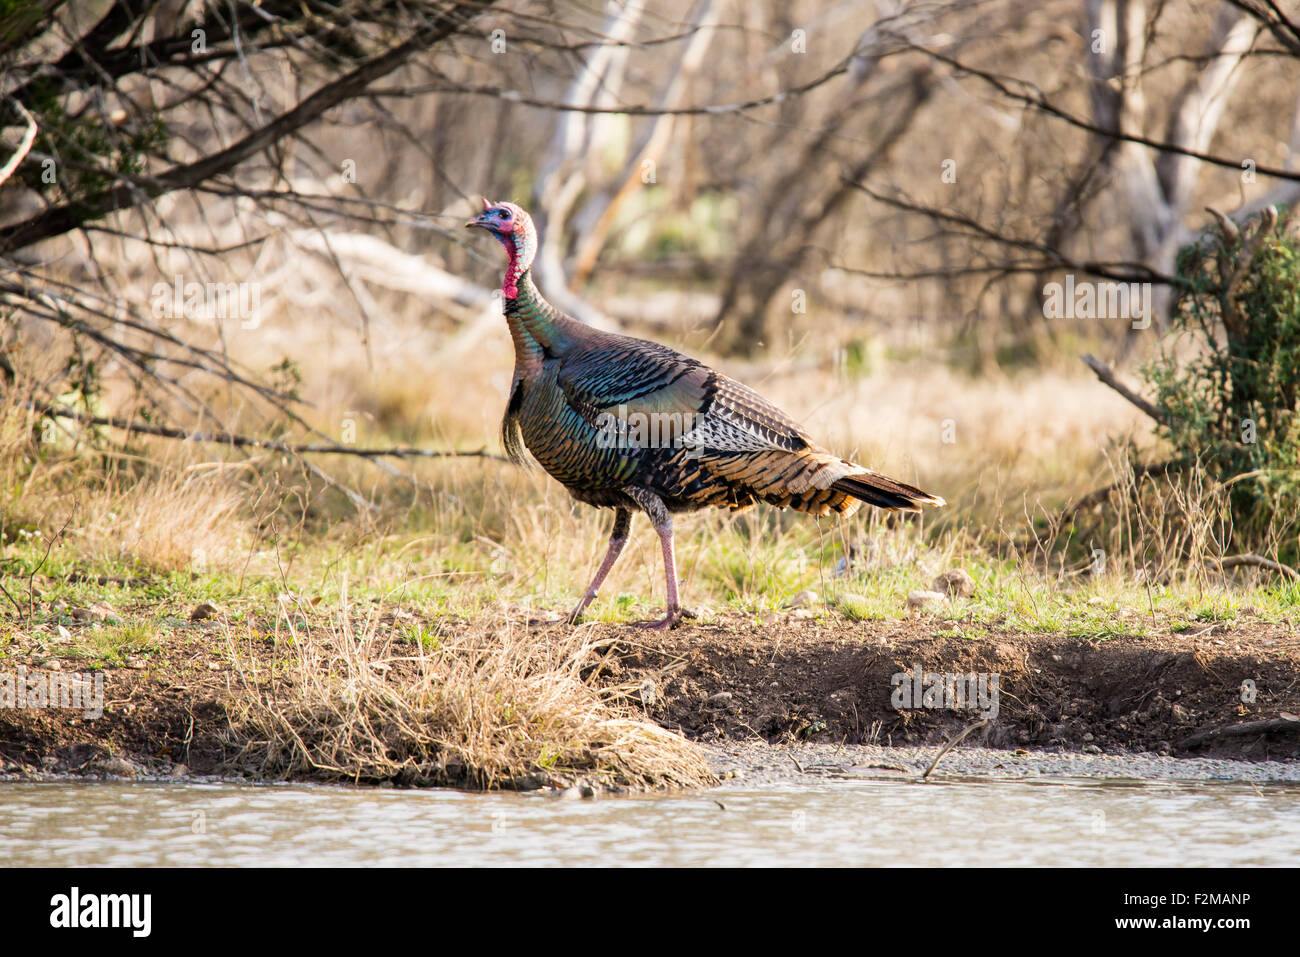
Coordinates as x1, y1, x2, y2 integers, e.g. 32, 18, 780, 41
634, 609, 683, 630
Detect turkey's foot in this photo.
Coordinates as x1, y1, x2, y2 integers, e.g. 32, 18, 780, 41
527, 615, 569, 627
562, 601, 596, 626
634, 607, 683, 630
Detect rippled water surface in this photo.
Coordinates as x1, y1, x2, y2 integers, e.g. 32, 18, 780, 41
4, 773, 1298, 867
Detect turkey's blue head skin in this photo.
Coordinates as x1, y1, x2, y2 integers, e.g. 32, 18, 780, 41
466, 199, 537, 299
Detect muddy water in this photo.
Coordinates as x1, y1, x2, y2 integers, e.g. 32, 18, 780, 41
3, 772, 1298, 866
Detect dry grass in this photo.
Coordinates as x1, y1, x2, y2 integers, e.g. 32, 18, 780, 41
1071, 450, 1300, 586
221, 585, 715, 790
1, 391, 252, 574
0, 397, 65, 525
72, 468, 249, 574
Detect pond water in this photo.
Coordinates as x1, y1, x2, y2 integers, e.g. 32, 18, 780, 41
4, 772, 1297, 866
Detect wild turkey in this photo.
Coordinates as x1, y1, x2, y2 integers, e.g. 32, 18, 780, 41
466, 199, 944, 628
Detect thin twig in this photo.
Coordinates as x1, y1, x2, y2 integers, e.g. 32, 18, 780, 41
0, 101, 37, 188
23, 401, 510, 463
1061, 458, 1186, 519
923, 717, 990, 779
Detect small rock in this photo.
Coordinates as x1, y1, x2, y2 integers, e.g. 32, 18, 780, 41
791, 608, 815, 619
638, 678, 657, 707
798, 719, 828, 739
207, 661, 224, 671
71, 601, 116, 623
39, 659, 63, 671
1082, 744, 1102, 754
906, 590, 946, 612
834, 539, 876, 578
92, 756, 140, 778
512, 772, 549, 791
785, 590, 819, 609
761, 611, 779, 626
190, 602, 222, 621
54, 624, 72, 642
932, 569, 975, 598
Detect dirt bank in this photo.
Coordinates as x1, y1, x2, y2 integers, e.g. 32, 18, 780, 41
616, 618, 1300, 760
2, 613, 1298, 781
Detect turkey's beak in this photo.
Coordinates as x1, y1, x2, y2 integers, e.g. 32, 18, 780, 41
466, 198, 494, 229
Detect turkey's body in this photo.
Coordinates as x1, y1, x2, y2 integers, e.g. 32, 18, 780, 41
467, 200, 944, 628
506, 275, 936, 517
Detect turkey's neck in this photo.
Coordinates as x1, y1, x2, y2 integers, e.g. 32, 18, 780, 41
504, 269, 571, 364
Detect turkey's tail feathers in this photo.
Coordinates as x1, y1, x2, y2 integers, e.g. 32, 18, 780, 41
831, 472, 946, 512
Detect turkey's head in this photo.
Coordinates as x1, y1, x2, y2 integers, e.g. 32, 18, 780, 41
466, 199, 536, 300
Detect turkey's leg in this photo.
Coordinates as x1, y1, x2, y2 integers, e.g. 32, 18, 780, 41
567, 508, 631, 624
623, 487, 682, 629
642, 517, 682, 630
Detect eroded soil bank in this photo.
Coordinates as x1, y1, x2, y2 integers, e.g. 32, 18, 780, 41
2, 615, 1298, 782
615, 618, 1300, 761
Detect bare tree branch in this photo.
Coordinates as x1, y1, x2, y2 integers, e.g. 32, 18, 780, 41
1081, 352, 1169, 423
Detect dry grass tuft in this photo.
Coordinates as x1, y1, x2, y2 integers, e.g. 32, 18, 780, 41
1, 383, 250, 572
0, 398, 65, 526
1025, 447, 1300, 589
73, 468, 249, 573
223, 586, 716, 790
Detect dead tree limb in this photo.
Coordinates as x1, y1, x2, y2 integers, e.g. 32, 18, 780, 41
24, 402, 510, 464
1176, 716, 1300, 751
1212, 554, 1300, 580
1081, 353, 1169, 425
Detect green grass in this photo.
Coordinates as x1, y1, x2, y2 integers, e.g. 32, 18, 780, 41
3, 502, 1297, 658
68, 621, 162, 663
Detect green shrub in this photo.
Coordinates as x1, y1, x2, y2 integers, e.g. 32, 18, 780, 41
1144, 208, 1300, 559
